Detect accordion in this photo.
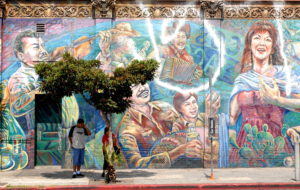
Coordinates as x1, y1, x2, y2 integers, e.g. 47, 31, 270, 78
160, 58, 197, 85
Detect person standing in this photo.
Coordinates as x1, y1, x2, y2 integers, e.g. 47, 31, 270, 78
68, 119, 91, 178
101, 127, 120, 177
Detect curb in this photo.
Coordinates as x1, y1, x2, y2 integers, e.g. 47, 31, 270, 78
2, 182, 300, 190
0, 184, 7, 189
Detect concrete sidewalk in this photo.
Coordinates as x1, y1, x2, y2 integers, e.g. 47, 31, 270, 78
0, 166, 300, 189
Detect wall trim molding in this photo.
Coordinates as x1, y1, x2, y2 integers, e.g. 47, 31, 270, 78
6, 4, 92, 18
224, 5, 300, 19
115, 4, 202, 18
2, 1, 300, 19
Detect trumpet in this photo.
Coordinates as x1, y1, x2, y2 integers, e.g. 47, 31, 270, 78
50, 35, 99, 61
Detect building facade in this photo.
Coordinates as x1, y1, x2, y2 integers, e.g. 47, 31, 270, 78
1, 0, 300, 171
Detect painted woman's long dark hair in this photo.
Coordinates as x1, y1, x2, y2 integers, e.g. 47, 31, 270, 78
240, 21, 284, 73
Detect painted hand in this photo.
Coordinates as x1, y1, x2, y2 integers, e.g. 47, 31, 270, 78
193, 65, 203, 80
259, 78, 280, 106
205, 92, 221, 117
185, 139, 203, 158
98, 31, 112, 53
287, 127, 300, 145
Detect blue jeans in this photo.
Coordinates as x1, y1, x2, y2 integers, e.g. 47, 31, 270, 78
72, 148, 85, 166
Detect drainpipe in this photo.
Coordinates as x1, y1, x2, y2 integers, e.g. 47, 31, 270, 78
0, 1, 4, 172
295, 142, 299, 181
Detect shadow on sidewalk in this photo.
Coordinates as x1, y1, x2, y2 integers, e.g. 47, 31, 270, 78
41, 171, 102, 180
116, 170, 156, 178
40, 170, 156, 180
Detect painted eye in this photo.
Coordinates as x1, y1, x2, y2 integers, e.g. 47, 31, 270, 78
266, 38, 272, 42
183, 102, 190, 106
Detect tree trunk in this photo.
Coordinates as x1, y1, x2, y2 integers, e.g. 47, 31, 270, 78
100, 112, 116, 183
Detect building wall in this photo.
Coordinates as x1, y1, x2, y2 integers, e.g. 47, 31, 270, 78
0, 1, 300, 170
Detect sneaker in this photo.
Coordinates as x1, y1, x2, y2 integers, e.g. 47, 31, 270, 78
77, 173, 84, 177
72, 174, 77, 178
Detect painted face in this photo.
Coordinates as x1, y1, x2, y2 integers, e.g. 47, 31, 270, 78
130, 83, 150, 105
18, 37, 49, 67
123, 38, 135, 53
173, 31, 187, 50
251, 31, 273, 61
180, 96, 198, 120
113, 36, 135, 54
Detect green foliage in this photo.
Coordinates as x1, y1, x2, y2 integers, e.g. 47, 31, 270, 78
103, 144, 122, 166
35, 53, 159, 114
35, 53, 101, 97
239, 123, 288, 167
243, 123, 251, 134
90, 59, 158, 114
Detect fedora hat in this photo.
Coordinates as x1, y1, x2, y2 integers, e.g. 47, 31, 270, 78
167, 21, 191, 39
110, 22, 140, 37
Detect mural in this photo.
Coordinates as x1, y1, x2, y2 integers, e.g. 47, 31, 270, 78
148, 21, 203, 86
1, 17, 300, 171
227, 21, 300, 167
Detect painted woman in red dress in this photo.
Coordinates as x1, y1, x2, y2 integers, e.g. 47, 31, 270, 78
229, 21, 300, 167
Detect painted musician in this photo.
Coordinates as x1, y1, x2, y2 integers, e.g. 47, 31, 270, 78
95, 22, 142, 73
7, 30, 79, 166
171, 92, 220, 167
148, 21, 203, 85
51, 36, 93, 61
117, 83, 204, 168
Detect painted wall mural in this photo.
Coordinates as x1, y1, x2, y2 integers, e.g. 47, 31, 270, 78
0, 17, 300, 171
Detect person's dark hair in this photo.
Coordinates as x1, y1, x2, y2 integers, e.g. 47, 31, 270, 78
173, 92, 198, 114
14, 30, 39, 57
104, 127, 109, 134
167, 21, 191, 39
77, 118, 84, 124
240, 21, 284, 73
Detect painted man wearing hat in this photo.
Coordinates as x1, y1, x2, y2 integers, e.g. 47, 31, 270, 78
96, 22, 141, 73
149, 21, 203, 85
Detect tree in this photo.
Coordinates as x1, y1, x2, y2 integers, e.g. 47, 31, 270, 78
35, 53, 159, 182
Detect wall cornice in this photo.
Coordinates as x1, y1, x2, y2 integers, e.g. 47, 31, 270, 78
2, 0, 300, 19
6, 4, 92, 18
115, 4, 202, 18
224, 5, 300, 19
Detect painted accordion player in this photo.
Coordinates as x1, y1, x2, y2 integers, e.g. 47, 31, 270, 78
160, 57, 199, 85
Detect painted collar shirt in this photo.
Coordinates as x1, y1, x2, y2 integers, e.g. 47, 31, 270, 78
8, 63, 39, 117
117, 101, 178, 168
